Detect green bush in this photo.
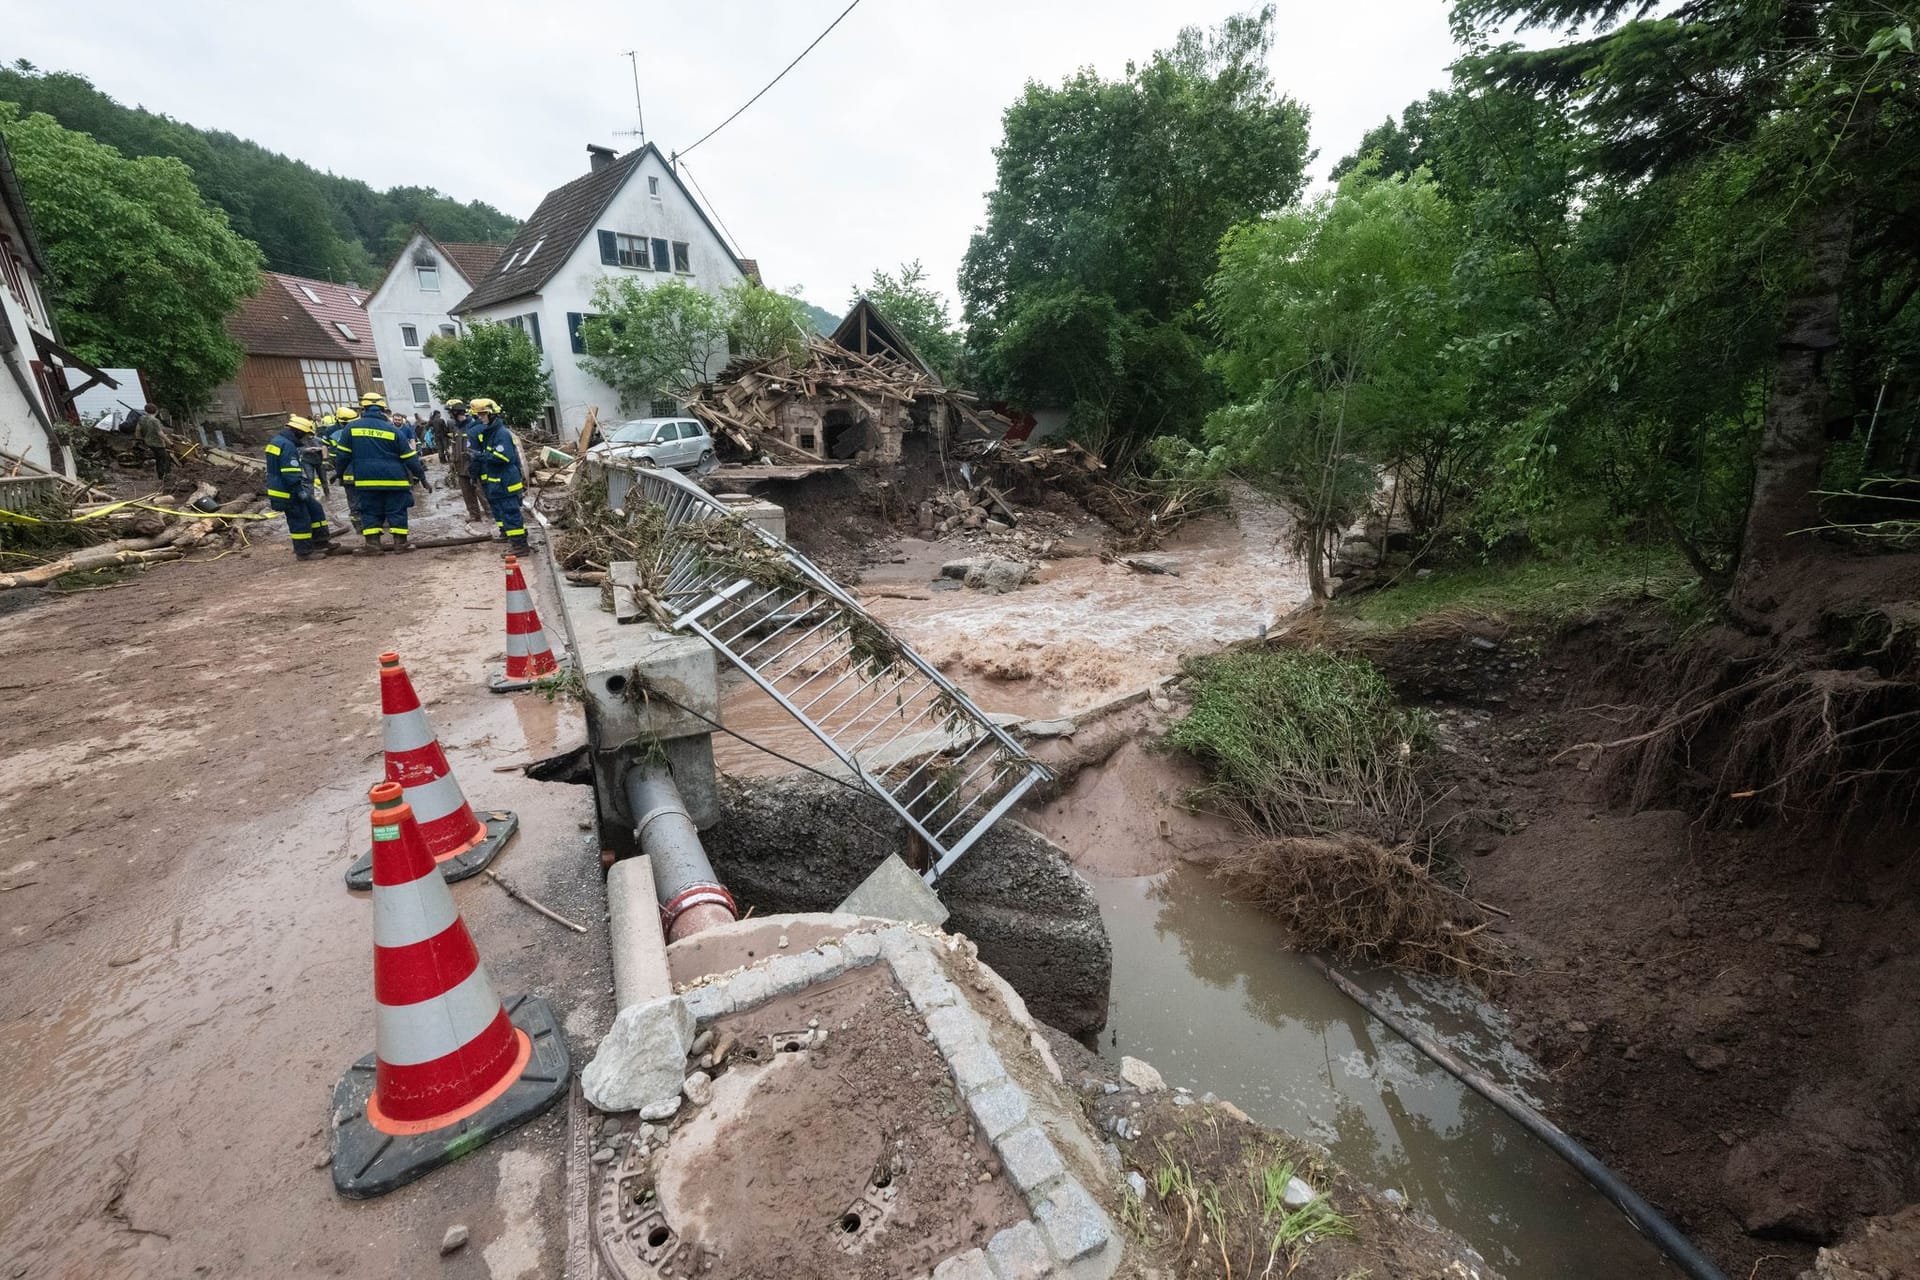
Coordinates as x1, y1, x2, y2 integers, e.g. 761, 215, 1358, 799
1170, 648, 1429, 843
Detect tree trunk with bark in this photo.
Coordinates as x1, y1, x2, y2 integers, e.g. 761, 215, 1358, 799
1729, 206, 1851, 625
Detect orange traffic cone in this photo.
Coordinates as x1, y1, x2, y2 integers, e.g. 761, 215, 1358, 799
344, 652, 517, 891
331, 782, 567, 1198
490, 555, 560, 693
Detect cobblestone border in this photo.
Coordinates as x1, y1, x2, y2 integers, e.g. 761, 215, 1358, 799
676, 923, 1115, 1278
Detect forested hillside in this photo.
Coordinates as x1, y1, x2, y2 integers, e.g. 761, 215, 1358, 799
0, 62, 517, 283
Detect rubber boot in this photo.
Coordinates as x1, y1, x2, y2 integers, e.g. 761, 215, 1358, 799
508, 534, 529, 555
365, 534, 385, 555
392, 533, 414, 553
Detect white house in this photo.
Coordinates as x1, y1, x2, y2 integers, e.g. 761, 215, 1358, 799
0, 131, 116, 480
359, 232, 503, 417
456, 143, 751, 434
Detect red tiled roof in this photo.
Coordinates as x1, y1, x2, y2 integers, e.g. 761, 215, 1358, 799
267, 271, 374, 352
440, 242, 505, 287
227, 278, 357, 360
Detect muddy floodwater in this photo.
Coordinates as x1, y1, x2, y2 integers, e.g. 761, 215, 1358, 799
1093, 869, 1679, 1280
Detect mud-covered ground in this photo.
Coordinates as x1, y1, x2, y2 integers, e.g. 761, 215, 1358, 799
1366, 611, 1920, 1279
0, 478, 613, 1279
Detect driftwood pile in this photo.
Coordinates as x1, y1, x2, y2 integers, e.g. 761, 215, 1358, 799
950, 438, 1166, 546
0, 481, 273, 591
686, 336, 985, 462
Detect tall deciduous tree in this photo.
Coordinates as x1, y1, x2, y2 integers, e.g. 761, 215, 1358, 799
960, 6, 1312, 455
427, 323, 552, 428
1452, 0, 1920, 618
856, 261, 962, 385
580, 278, 729, 413
0, 103, 260, 416
723, 281, 811, 364
1207, 170, 1468, 602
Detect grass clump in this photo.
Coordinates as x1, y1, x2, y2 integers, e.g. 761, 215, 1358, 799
1336, 546, 1691, 630
1171, 647, 1504, 983
1170, 648, 1429, 845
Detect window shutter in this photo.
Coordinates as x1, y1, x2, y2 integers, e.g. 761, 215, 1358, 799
598, 230, 618, 265
651, 238, 670, 272
528, 313, 542, 352
568, 312, 586, 355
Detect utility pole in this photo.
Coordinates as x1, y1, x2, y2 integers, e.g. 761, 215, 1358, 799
615, 50, 647, 147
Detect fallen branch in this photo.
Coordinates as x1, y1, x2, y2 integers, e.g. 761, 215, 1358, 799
483, 869, 588, 933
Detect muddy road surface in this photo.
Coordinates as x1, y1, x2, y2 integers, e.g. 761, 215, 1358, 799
0, 488, 610, 1279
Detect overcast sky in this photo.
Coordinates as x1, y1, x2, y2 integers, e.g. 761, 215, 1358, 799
9, 0, 1462, 313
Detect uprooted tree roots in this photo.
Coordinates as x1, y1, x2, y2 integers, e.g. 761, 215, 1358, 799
1215, 836, 1506, 984
1575, 604, 1920, 835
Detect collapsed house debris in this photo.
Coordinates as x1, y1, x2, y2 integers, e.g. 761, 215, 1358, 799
684, 333, 991, 466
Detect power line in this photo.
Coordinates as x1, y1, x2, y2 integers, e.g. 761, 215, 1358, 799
678, 160, 744, 260
675, 0, 864, 161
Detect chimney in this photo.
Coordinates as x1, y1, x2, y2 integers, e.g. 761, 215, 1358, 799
586, 144, 618, 173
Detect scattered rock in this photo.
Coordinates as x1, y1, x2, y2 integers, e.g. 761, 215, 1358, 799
591, 1146, 616, 1165
682, 1071, 713, 1107
440, 1224, 469, 1255
1793, 933, 1823, 954
1126, 1172, 1147, 1200
1282, 1176, 1318, 1210
1119, 1056, 1166, 1092
939, 558, 986, 580
1686, 1044, 1731, 1073
963, 558, 1035, 594
1216, 1099, 1252, 1125
690, 1030, 713, 1057
580, 995, 695, 1113
639, 1096, 682, 1122
1567, 1021, 1589, 1035
1021, 718, 1078, 740
1382, 1188, 1407, 1208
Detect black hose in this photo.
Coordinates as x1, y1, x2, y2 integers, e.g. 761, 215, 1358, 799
1308, 957, 1729, 1280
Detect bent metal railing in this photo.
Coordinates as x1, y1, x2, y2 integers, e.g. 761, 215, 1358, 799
614, 462, 1048, 882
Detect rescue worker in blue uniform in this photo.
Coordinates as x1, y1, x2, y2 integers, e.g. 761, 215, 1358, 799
469, 398, 528, 552
326, 407, 362, 531
331, 395, 428, 551
264, 414, 333, 561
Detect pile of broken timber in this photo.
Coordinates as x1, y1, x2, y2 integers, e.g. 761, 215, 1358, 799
951, 438, 1157, 543
0, 481, 271, 591
685, 336, 983, 462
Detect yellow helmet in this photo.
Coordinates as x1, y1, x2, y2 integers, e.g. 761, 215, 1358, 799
444, 397, 466, 410
359, 392, 387, 408
287, 414, 315, 434
336, 405, 361, 422
321, 413, 337, 428
471, 397, 497, 414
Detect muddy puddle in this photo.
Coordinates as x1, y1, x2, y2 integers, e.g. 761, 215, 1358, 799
1094, 868, 1678, 1279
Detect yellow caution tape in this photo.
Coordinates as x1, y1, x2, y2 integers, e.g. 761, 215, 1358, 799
70, 499, 271, 523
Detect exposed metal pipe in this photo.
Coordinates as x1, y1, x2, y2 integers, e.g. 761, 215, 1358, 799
623, 762, 736, 941
1310, 957, 1729, 1280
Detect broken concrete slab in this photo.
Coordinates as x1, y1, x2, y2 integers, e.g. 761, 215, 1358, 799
964, 558, 1036, 594
580, 994, 694, 1113
836, 852, 951, 927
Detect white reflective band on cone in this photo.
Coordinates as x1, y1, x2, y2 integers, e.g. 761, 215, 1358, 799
505, 588, 535, 613
403, 770, 468, 825
505, 630, 544, 658
382, 707, 436, 754
375, 964, 505, 1066
372, 874, 460, 948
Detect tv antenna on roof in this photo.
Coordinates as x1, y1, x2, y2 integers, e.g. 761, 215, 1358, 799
616, 50, 647, 147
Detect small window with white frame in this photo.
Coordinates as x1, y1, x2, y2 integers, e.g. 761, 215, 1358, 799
615, 233, 652, 270
335, 321, 358, 341
439, 323, 457, 338
409, 378, 430, 404
416, 264, 439, 291
648, 175, 661, 199
400, 323, 420, 348
672, 241, 691, 273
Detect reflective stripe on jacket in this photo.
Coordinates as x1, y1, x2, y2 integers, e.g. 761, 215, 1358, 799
342, 406, 427, 488
264, 430, 314, 507
475, 419, 523, 490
